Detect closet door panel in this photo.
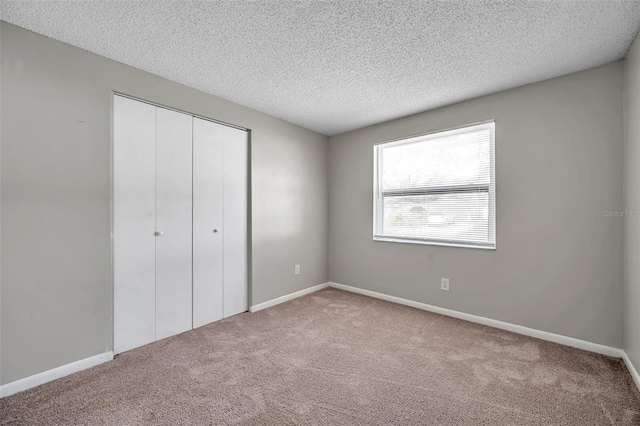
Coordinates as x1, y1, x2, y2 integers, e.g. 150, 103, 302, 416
155, 108, 193, 340
113, 95, 156, 354
223, 127, 249, 318
192, 118, 224, 327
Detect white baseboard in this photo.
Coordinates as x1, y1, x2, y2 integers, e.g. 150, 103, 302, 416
0, 351, 114, 398
1, 284, 634, 399
250, 282, 329, 313
328, 282, 624, 358
622, 351, 640, 391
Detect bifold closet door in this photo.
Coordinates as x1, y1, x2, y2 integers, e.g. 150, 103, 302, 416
192, 118, 224, 327
193, 118, 248, 326
155, 108, 193, 340
114, 96, 194, 353
113, 96, 156, 354
222, 124, 248, 318
115, 95, 247, 353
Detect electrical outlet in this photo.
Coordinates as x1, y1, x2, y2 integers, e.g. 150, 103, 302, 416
295, 264, 301, 275
441, 278, 450, 291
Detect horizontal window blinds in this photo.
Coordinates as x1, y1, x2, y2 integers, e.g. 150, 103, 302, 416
374, 122, 495, 249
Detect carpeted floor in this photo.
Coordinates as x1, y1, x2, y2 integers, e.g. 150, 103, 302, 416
1, 288, 639, 425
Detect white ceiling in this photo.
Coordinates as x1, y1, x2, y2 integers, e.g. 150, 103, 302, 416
2, 1, 640, 136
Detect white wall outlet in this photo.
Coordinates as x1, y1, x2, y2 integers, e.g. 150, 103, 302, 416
441, 278, 450, 291
295, 264, 301, 275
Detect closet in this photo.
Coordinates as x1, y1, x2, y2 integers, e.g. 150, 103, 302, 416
113, 94, 248, 355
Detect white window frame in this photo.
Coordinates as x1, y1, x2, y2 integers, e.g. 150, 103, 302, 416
373, 121, 496, 250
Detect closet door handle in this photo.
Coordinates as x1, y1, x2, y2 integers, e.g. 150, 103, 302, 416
154, 231, 164, 236
213, 229, 220, 233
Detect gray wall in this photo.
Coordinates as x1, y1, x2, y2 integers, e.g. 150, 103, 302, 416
0, 22, 329, 385
329, 63, 624, 347
624, 33, 640, 374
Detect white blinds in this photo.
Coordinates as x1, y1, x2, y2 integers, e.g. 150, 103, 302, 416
373, 122, 495, 249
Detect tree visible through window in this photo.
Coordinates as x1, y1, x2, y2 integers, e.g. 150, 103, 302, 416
373, 121, 495, 249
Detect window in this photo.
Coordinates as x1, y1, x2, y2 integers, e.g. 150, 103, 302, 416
373, 121, 495, 249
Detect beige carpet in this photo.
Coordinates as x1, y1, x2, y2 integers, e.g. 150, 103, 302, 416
1, 288, 639, 425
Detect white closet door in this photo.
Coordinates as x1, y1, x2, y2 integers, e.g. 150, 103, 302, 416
223, 126, 249, 318
192, 118, 224, 327
155, 108, 193, 340
113, 95, 156, 354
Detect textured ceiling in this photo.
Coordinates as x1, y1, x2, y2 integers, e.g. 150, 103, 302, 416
2, 1, 640, 136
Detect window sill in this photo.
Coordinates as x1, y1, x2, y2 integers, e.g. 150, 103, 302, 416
373, 236, 496, 250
